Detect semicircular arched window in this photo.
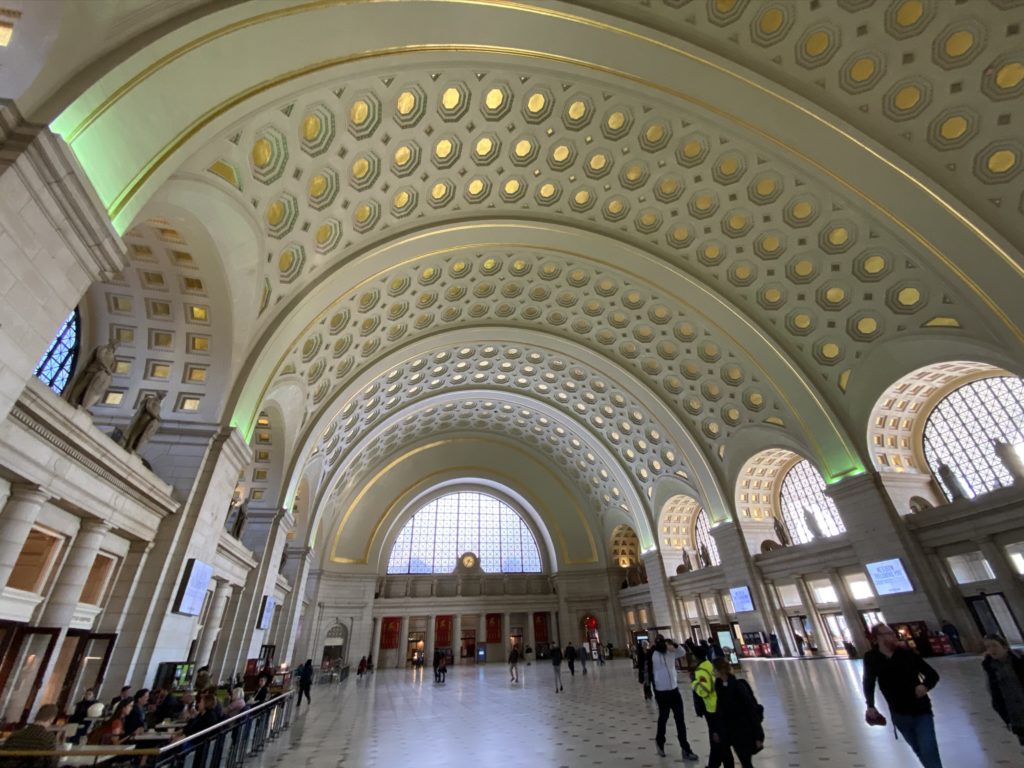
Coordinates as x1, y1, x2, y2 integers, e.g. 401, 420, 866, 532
779, 459, 845, 545
34, 310, 80, 395
923, 375, 1024, 500
693, 508, 721, 567
387, 490, 543, 574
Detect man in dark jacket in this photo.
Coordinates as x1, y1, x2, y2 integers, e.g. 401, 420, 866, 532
550, 645, 564, 693
982, 633, 1024, 745
714, 658, 764, 768
0, 703, 59, 768
863, 623, 943, 768
565, 643, 577, 676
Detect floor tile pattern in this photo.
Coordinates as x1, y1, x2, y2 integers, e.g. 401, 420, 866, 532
258, 656, 1023, 767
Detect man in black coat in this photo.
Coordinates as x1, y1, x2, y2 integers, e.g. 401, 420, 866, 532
123, 689, 149, 738
863, 624, 942, 768
982, 633, 1024, 745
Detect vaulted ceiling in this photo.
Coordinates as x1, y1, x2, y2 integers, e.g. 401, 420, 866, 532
44, 0, 1023, 562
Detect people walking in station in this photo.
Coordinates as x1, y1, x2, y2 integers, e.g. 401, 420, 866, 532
647, 634, 699, 762
509, 645, 520, 684
713, 658, 764, 768
565, 643, 577, 676
296, 659, 314, 709
863, 623, 943, 768
433, 648, 442, 683
578, 642, 588, 674
982, 633, 1024, 746
693, 647, 730, 767
551, 645, 564, 693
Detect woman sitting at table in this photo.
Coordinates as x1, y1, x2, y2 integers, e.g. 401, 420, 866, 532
182, 694, 221, 737
88, 700, 132, 745
224, 687, 247, 718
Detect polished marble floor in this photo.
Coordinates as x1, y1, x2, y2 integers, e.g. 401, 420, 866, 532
259, 656, 1022, 767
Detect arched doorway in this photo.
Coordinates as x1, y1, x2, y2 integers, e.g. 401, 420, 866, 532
321, 621, 349, 675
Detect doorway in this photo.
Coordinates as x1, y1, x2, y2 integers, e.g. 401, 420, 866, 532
55, 632, 116, 712
406, 631, 424, 666
0, 626, 61, 724
821, 614, 851, 653
321, 622, 349, 674
968, 593, 1023, 644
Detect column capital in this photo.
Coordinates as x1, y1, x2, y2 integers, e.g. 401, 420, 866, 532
7, 483, 50, 505
78, 518, 112, 536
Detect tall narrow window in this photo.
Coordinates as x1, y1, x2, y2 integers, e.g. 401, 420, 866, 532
387, 491, 542, 574
923, 376, 1024, 500
694, 509, 721, 567
779, 460, 845, 545
34, 310, 80, 395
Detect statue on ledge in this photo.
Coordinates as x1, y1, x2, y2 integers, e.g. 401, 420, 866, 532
937, 463, 967, 500
230, 501, 248, 539
64, 342, 117, 409
699, 543, 712, 569
993, 440, 1024, 485
803, 507, 824, 540
121, 392, 163, 453
773, 515, 790, 547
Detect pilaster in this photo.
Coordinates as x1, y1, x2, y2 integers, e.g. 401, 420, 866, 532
0, 102, 125, 424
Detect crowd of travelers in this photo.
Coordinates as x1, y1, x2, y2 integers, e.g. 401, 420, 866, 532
0, 659, 317, 767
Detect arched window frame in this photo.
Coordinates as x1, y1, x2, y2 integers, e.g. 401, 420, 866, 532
34, 309, 81, 395
386, 490, 543, 574
922, 376, 1024, 500
693, 508, 721, 567
778, 459, 845, 545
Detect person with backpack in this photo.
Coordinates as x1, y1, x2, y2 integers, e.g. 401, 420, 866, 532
296, 659, 314, 709
692, 647, 731, 768
647, 634, 700, 761
713, 658, 764, 767
982, 633, 1024, 746
863, 623, 943, 768
551, 645, 564, 693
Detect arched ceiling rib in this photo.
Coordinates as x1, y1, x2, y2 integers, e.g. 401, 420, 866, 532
315, 394, 643, 544
53, 0, 1024, 346
579, 0, 1024, 253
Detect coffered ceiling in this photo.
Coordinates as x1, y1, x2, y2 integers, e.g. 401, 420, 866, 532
51, 0, 1022, 558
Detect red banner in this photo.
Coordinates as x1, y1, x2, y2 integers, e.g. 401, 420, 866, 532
486, 613, 503, 644
533, 612, 548, 644
435, 615, 453, 647
380, 617, 401, 650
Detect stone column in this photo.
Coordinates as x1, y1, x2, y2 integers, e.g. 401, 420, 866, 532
695, 593, 711, 640
478, 613, 487, 661
0, 104, 126, 424
40, 519, 110, 626
828, 570, 870, 655
195, 579, 232, 668
98, 540, 153, 636
761, 579, 796, 656
452, 614, 462, 665
795, 577, 830, 655
826, 473, 944, 625
640, 551, 682, 636
397, 616, 409, 668
31, 519, 110, 715
504, 611, 513, 652
208, 584, 243, 684
278, 547, 313, 666
0, 485, 49, 589
370, 617, 382, 659
709, 521, 783, 644
424, 613, 436, 667
978, 537, 1024, 630
525, 612, 535, 659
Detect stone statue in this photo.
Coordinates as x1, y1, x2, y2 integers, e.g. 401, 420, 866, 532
803, 507, 824, 540
681, 549, 693, 572
64, 342, 117, 409
699, 543, 712, 569
121, 392, 163, 452
937, 463, 967, 500
773, 516, 790, 547
993, 440, 1024, 485
230, 501, 248, 538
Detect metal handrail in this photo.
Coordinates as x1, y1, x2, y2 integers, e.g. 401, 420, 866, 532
0, 692, 292, 766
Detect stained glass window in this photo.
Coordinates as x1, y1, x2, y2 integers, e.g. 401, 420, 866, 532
34, 310, 80, 395
923, 376, 1024, 500
779, 460, 845, 545
387, 491, 543, 574
693, 508, 721, 567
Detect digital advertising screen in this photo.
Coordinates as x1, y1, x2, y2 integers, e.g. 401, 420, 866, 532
173, 559, 213, 616
729, 585, 756, 613
865, 558, 914, 595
